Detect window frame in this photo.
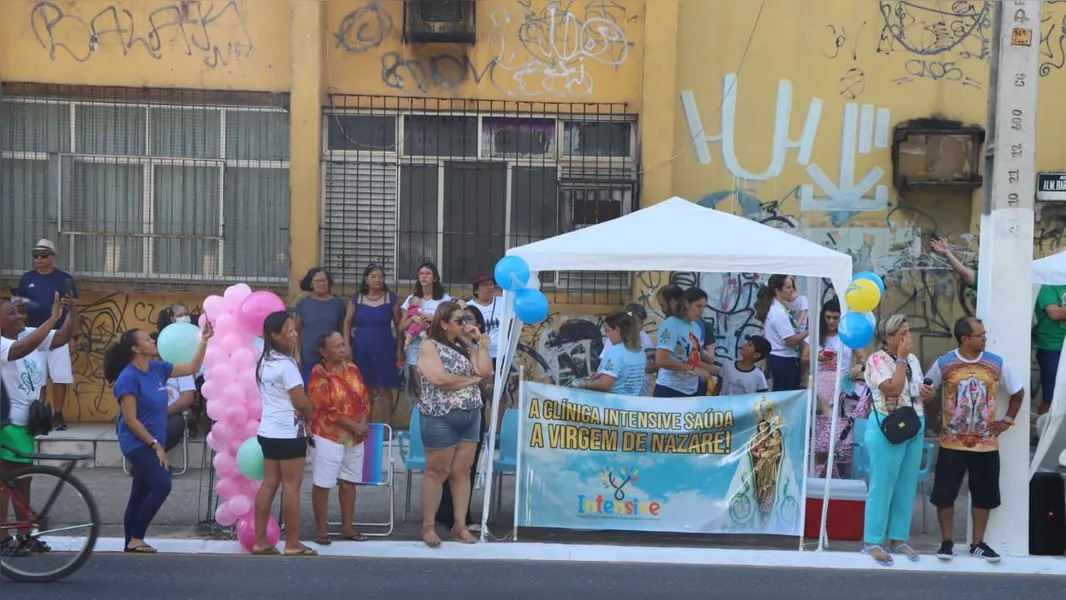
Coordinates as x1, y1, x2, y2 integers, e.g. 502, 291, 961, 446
320, 109, 637, 288
0, 96, 290, 283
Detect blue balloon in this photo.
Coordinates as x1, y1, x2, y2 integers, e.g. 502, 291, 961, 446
838, 311, 875, 349
514, 288, 549, 323
494, 256, 531, 291
853, 270, 885, 294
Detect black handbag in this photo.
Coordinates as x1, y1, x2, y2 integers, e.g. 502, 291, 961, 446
872, 403, 920, 444
27, 400, 54, 437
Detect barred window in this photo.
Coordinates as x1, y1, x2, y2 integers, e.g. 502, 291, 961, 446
0, 84, 291, 285
322, 97, 637, 304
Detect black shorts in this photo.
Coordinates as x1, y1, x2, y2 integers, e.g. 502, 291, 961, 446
929, 447, 1001, 510
257, 435, 308, 461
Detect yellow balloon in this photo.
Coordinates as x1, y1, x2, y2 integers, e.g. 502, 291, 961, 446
845, 278, 882, 313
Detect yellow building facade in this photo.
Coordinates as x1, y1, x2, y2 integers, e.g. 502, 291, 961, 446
0, 0, 1057, 422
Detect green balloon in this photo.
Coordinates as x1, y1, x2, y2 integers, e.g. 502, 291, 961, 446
236, 438, 265, 481
157, 322, 200, 364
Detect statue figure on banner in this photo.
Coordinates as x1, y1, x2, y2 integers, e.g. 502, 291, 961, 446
715, 398, 801, 535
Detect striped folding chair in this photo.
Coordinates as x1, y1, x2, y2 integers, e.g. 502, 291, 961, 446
326, 422, 396, 537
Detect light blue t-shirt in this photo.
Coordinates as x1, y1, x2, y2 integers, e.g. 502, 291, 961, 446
597, 344, 648, 396
655, 316, 704, 395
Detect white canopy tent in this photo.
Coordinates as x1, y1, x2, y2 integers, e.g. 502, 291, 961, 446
478, 197, 855, 548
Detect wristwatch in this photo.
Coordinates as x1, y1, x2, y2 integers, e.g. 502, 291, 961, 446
150, 439, 160, 449
1002, 416, 1016, 427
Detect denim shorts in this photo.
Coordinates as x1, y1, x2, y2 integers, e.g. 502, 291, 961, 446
406, 337, 423, 366
420, 408, 482, 450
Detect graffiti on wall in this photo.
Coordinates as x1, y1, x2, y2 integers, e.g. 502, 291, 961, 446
334, 0, 638, 97
67, 292, 201, 422
680, 76, 892, 217
28, 0, 254, 67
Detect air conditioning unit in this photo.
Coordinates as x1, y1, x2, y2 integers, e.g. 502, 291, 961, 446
405, 0, 476, 44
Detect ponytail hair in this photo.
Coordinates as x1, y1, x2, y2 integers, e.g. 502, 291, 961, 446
605, 309, 642, 352
256, 311, 294, 388
754, 274, 791, 323
104, 329, 141, 384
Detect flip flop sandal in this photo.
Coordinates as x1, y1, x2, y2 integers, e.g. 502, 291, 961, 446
422, 529, 442, 548
283, 546, 319, 557
124, 544, 158, 554
451, 530, 477, 544
251, 546, 281, 556
862, 544, 893, 566
340, 532, 367, 542
891, 543, 920, 562
313, 537, 333, 546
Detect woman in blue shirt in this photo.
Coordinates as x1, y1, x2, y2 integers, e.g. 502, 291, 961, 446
104, 323, 213, 554
579, 310, 647, 396
654, 287, 715, 397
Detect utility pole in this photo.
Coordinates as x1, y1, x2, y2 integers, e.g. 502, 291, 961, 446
975, 0, 1041, 557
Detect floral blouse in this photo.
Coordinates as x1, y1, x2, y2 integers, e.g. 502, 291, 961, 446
419, 341, 483, 417
308, 361, 371, 446
864, 350, 925, 419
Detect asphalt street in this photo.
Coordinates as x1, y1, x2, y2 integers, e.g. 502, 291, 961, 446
6, 555, 1064, 599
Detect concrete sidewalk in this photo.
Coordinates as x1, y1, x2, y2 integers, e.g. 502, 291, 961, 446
31, 465, 970, 556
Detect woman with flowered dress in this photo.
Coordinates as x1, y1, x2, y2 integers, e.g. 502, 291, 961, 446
308, 332, 372, 545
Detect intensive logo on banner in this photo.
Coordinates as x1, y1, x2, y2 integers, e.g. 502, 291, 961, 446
514, 383, 808, 536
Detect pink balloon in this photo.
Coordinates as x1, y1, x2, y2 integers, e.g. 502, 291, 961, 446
238, 367, 258, 389
210, 362, 237, 382
245, 402, 262, 422
214, 313, 237, 336
205, 431, 225, 452
224, 283, 253, 306
230, 348, 257, 371
221, 333, 246, 355
213, 451, 237, 476
227, 437, 245, 455
212, 422, 235, 442
216, 474, 240, 499
200, 379, 222, 402
222, 383, 246, 403
205, 399, 228, 422
237, 291, 286, 336
224, 404, 249, 427
216, 503, 238, 527
198, 314, 209, 328
236, 515, 280, 552
203, 295, 226, 321
243, 419, 260, 439
229, 494, 253, 516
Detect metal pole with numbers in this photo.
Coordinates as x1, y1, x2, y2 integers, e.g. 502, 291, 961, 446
974, 0, 1041, 557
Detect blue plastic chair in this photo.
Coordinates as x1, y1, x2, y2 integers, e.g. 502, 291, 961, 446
491, 408, 519, 514
396, 409, 427, 523
916, 442, 936, 533
850, 418, 869, 481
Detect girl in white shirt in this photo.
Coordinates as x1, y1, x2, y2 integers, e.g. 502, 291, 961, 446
754, 274, 808, 391
251, 310, 317, 557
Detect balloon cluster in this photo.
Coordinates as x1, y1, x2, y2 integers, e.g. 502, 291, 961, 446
199, 284, 286, 551
494, 256, 549, 323
838, 271, 885, 349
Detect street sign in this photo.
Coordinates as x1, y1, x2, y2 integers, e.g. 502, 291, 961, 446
1037, 172, 1066, 201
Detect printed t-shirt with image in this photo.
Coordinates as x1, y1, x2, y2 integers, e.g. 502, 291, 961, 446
924, 350, 1024, 452
601, 331, 654, 396
596, 343, 648, 396
0, 328, 56, 426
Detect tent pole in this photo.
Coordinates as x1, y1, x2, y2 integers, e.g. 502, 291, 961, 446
799, 277, 820, 550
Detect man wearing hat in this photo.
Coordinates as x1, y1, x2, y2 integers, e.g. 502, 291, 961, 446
15, 239, 77, 430
469, 270, 503, 366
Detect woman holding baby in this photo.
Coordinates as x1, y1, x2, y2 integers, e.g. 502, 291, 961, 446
399, 261, 452, 398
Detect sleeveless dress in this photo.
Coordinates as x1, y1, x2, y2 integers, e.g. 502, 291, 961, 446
351, 292, 401, 389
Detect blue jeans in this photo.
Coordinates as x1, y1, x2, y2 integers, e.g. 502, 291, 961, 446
767, 354, 801, 391
1037, 349, 1060, 404
862, 416, 925, 545
123, 445, 172, 544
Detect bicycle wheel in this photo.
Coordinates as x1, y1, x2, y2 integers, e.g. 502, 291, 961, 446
0, 465, 100, 583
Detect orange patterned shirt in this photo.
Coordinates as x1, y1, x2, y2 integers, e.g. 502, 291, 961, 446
308, 361, 370, 446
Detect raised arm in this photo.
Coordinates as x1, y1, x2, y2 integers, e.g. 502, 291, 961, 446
170, 322, 214, 378
417, 342, 481, 390
7, 293, 61, 361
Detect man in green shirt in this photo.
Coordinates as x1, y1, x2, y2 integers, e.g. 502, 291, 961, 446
1034, 285, 1066, 415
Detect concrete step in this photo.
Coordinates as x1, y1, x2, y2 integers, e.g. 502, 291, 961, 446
32, 423, 412, 473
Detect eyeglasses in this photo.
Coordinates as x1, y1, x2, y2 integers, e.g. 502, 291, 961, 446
32, 253, 52, 260
966, 332, 987, 339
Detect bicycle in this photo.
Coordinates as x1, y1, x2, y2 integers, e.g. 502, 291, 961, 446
0, 444, 100, 583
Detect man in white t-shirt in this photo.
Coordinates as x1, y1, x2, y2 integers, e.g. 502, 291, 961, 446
164, 375, 197, 452
469, 271, 502, 364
